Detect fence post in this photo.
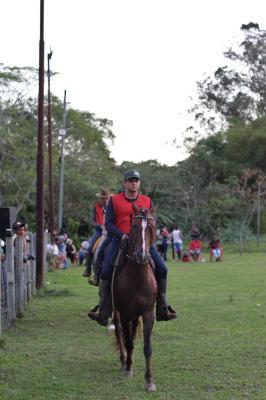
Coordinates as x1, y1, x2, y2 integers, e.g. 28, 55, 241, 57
5, 229, 16, 323
0, 256, 2, 335
31, 234, 36, 295
44, 229, 48, 273
14, 236, 24, 318
23, 260, 28, 309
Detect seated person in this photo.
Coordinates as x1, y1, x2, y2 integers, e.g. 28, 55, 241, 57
188, 239, 202, 262
181, 251, 190, 262
209, 238, 222, 262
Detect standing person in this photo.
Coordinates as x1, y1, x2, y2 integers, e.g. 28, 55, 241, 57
161, 226, 170, 261
171, 225, 183, 261
66, 238, 78, 265
156, 226, 163, 257
54, 228, 68, 268
82, 189, 111, 277
12, 220, 35, 263
190, 223, 201, 240
88, 169, 177, 326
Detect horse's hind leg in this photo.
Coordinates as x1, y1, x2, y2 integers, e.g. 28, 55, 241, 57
143, 312, 156, 392
113, 310, 126, 371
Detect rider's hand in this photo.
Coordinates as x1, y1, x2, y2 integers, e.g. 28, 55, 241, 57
121, 234, 128, 241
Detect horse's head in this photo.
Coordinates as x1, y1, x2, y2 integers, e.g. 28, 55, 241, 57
128, 205, 156, 264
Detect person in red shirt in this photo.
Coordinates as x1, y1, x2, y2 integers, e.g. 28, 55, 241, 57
82, 189, 111, 277
88, 169, 177, 326
181, 251, 190, 262
188, 239, 202, 262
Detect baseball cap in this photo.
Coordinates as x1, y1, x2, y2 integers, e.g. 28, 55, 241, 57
12, 221, 26, 231
124, 169, 141, 181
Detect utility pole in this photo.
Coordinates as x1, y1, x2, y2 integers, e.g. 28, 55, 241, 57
36, 0, 45, 289
257, 182, 261, 248
47, 48, 55, 242
58, 90, 67, 231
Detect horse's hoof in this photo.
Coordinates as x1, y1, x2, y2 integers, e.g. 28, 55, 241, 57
144, 382, 156, 392
123, 369, 133, 378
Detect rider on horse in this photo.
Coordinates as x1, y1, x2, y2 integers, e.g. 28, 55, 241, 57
82, 189, 111, 277
88, 169, 177, 326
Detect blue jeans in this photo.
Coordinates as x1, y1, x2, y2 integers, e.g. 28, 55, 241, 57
100, 239, 167, 281
87, 230, 102, 254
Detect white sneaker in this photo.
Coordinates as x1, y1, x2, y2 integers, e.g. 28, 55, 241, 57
107, 322, 115, 332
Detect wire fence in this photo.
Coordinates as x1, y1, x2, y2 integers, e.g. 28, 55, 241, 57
0, 231, 48, 335
1, 259, 11, 330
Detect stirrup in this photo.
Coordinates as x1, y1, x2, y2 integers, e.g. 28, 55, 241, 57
156, 305, 177, 321
89, 304, 99, 313
88, 310, 108, 326
88, 276, 99, 286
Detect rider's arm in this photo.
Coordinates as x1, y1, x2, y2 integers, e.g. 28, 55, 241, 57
90, 204, 102, 231
105, 198, 124, 239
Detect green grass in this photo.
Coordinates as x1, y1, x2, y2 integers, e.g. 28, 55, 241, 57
1, 251, 266, 399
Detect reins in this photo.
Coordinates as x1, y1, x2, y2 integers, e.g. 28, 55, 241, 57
126, 210, 155, 265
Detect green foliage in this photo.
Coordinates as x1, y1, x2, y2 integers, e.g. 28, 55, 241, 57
220, 221, 255, 243
190, 23, 266, 131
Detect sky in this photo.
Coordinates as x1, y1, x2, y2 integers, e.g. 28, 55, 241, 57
1, 0, 266, 166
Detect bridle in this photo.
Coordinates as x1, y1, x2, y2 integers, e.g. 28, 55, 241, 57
127, 209, 156, 265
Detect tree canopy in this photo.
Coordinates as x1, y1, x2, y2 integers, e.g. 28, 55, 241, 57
2, 21, 266, 244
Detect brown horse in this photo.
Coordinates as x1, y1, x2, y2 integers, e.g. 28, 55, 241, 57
112, 206, 158, 391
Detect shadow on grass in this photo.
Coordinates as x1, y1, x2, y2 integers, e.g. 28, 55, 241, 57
36, 286, 75, 298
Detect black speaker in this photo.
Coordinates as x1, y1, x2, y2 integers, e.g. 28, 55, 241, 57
0, 207, 17, 240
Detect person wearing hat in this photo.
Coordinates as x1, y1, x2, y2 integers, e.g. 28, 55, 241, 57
82, 189, 111, 277
12, 220, 35, 263
88, 169, 177, 326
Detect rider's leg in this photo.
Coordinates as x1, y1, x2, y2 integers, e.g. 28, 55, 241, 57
150, 244, 177, 321
88, 239, 119, 326
82, 231, 101, 277
91, 236, 112, 285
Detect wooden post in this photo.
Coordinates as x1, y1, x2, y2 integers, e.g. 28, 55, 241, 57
14, 236, 25, 318
23, 260, 28, 307
0, 256, 2, 335
5, 229, 16, 323
31, 234, 37, 295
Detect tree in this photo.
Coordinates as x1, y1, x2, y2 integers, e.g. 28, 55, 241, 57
189, 22, 266, 133
0, 64, 119, 234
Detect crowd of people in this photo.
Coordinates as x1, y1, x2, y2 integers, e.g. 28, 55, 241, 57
0, 167, 224, 333
155, 222, 223, 263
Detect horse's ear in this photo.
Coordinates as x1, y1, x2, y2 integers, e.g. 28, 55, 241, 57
132, 203, 138, 215
150, 207, 155, 217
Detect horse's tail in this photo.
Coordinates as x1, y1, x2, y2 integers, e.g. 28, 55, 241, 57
113, 313, 142, 353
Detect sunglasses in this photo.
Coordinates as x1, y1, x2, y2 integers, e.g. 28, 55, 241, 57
126, 178, 140, 183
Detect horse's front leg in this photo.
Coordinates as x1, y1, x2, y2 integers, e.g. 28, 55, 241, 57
142, 311, 156, 392
113, 309, 126, 370
121, 319, 134, 377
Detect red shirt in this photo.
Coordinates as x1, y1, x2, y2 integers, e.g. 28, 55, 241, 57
111, 192, 151, 234
189, 240, 201, 250
94, 202, 105, 225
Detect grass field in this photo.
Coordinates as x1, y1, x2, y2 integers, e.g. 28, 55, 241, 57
1, 249, 266, 399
